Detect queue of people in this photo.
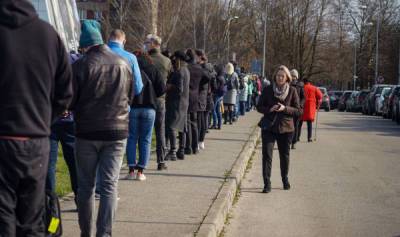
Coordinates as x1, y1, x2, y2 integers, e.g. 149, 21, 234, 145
0, 1, 264, 235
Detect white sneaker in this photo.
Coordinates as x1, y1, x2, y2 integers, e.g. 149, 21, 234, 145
136, 173, 146, 181
199, 142, 205, 150
125, 171, 136, 180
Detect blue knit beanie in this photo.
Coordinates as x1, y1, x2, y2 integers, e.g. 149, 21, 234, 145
79, 20, 103, 48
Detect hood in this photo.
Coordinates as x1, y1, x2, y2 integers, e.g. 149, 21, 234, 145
0, 0, 37, 28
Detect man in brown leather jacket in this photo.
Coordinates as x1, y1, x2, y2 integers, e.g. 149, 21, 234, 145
71, 20, 133, 237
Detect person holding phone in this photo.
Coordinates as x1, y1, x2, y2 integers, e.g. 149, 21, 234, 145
257, 65, 300, 193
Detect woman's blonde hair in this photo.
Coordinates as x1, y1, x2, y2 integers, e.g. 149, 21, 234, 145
225, 63, 234, 75
273, 65, 292, 83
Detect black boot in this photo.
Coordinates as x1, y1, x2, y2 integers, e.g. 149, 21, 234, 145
262, 181, 271, 193
223, 111, 228, 124
229, 111, 233, 125
282, 177, 291, 190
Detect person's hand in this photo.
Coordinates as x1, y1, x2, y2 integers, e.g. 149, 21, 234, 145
276, 103, 286, 112
269, 105, 279, 112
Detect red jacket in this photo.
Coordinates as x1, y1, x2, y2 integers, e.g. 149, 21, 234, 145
302, 83, 322, 121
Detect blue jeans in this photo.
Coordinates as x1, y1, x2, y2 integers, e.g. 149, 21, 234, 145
212, 96, 223, 128
46, 122, 77, 196
239, 101, 246, 116
126, 108, 156, 170
75, 138, 127, 237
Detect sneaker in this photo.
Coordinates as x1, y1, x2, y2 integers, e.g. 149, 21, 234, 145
199, 142, 205, 150
157, 163, 168, 170
125, 171, 136, 180
136, 172, 146, 181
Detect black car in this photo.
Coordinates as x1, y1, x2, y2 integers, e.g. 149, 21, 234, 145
365, 84, 393, 115
393, 93, 400, 124
328, 91, 343, 110
338, 91, 353, 112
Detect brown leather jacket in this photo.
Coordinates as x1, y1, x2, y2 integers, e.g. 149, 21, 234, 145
256, 85, 300, 134
71, 45, 133, 135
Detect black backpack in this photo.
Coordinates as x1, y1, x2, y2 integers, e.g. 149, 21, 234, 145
44, 190, 62, 237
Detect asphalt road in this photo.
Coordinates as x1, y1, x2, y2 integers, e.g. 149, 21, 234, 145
225, 111, 400, 237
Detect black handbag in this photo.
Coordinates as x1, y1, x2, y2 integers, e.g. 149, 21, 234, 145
257, 113, 278, 131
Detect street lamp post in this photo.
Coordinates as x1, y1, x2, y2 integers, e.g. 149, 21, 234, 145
227, 16, 239, 62
262, 0, 268, 78
375, 9, 380, 83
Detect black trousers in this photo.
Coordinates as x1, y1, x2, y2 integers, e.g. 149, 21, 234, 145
155, 101, 166, 164
167, 128, 186, 154
261, 130, 292, 186
198, 111, 207, 142
0, 138, 49, 237
292, 117, 301, 144
299, 120, 313, 141
185, 112, 198, 153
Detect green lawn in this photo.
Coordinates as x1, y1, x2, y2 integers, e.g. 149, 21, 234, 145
55, 131, 157, 197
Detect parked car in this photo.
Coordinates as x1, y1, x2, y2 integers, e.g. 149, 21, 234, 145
318, 87, 330, 111
345, 91, 360, 112
356, 90, 369, 113
365, 84, 394, 115
391, 87, 400, 121
375, 86, 393, 115
338, 91, 353, 112
328, 91, 343, 110
393, 96, 400, 124
383, 86, 400, 119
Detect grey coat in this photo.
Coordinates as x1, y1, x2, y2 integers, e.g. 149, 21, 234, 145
165, 63, 190, 132
223, 72, 239, 105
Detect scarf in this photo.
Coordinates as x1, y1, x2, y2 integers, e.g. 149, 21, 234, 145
273, 82, 290, 101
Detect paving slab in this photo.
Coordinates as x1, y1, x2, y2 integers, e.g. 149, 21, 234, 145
61, 111, 261, 237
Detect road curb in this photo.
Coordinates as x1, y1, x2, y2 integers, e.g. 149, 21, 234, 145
195, 125, 261, 237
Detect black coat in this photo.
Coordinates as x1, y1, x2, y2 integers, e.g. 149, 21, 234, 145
166, 63, 190, 132
132, 55, 166, 109
0, 0, 73, 137
188, 63, 210, 113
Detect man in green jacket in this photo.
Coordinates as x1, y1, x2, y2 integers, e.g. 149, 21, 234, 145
144, 34, 172, 170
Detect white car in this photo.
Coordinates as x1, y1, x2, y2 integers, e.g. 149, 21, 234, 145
375, 87, 393, 115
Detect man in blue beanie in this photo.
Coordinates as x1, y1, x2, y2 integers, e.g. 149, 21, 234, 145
71, 19, 134, 237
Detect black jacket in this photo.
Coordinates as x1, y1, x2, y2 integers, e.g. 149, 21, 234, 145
71, 45, 133, 140
188, 62, 210, 113
132, 55, 165, 109
256, 85, 300, 134
0, 0, 73, 137
292, 80, 305, 110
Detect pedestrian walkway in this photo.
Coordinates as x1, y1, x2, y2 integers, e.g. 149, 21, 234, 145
61, 111, 261, 237
224, 111, 400, 237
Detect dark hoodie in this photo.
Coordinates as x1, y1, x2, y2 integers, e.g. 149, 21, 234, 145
0, 0, 73, 137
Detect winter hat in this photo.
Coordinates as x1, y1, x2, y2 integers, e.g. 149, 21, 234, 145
173, 50, 188, 61
290, 69, 299, 80
79, 20, 103, 49
225, 63, 234, 75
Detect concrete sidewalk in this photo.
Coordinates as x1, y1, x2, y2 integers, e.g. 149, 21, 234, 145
60, 111, 261, 237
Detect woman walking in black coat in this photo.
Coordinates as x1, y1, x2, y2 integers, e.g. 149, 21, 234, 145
256, 65, 300, 193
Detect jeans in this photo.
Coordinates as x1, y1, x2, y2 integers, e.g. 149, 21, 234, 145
212, 96, 223, 128
261, 131, 292, 186
246, 94, 252, 111
299, 120, 313, 141
75, 138, 127, 237
239, 101, 246, 116
185, 112, 198, 153
46, 122, 78, 197
126, 108, 156, 170
0, 138, 49, 237
155, 101, 166, 164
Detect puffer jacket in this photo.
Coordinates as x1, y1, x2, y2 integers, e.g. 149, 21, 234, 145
71, 45, 133, 138
239, 76, 249, 102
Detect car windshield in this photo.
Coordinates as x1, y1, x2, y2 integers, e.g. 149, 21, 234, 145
343, 92, 352, 99
319, 88, 327, 95
382, 88, 392, 96
376, 86, 389, 95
